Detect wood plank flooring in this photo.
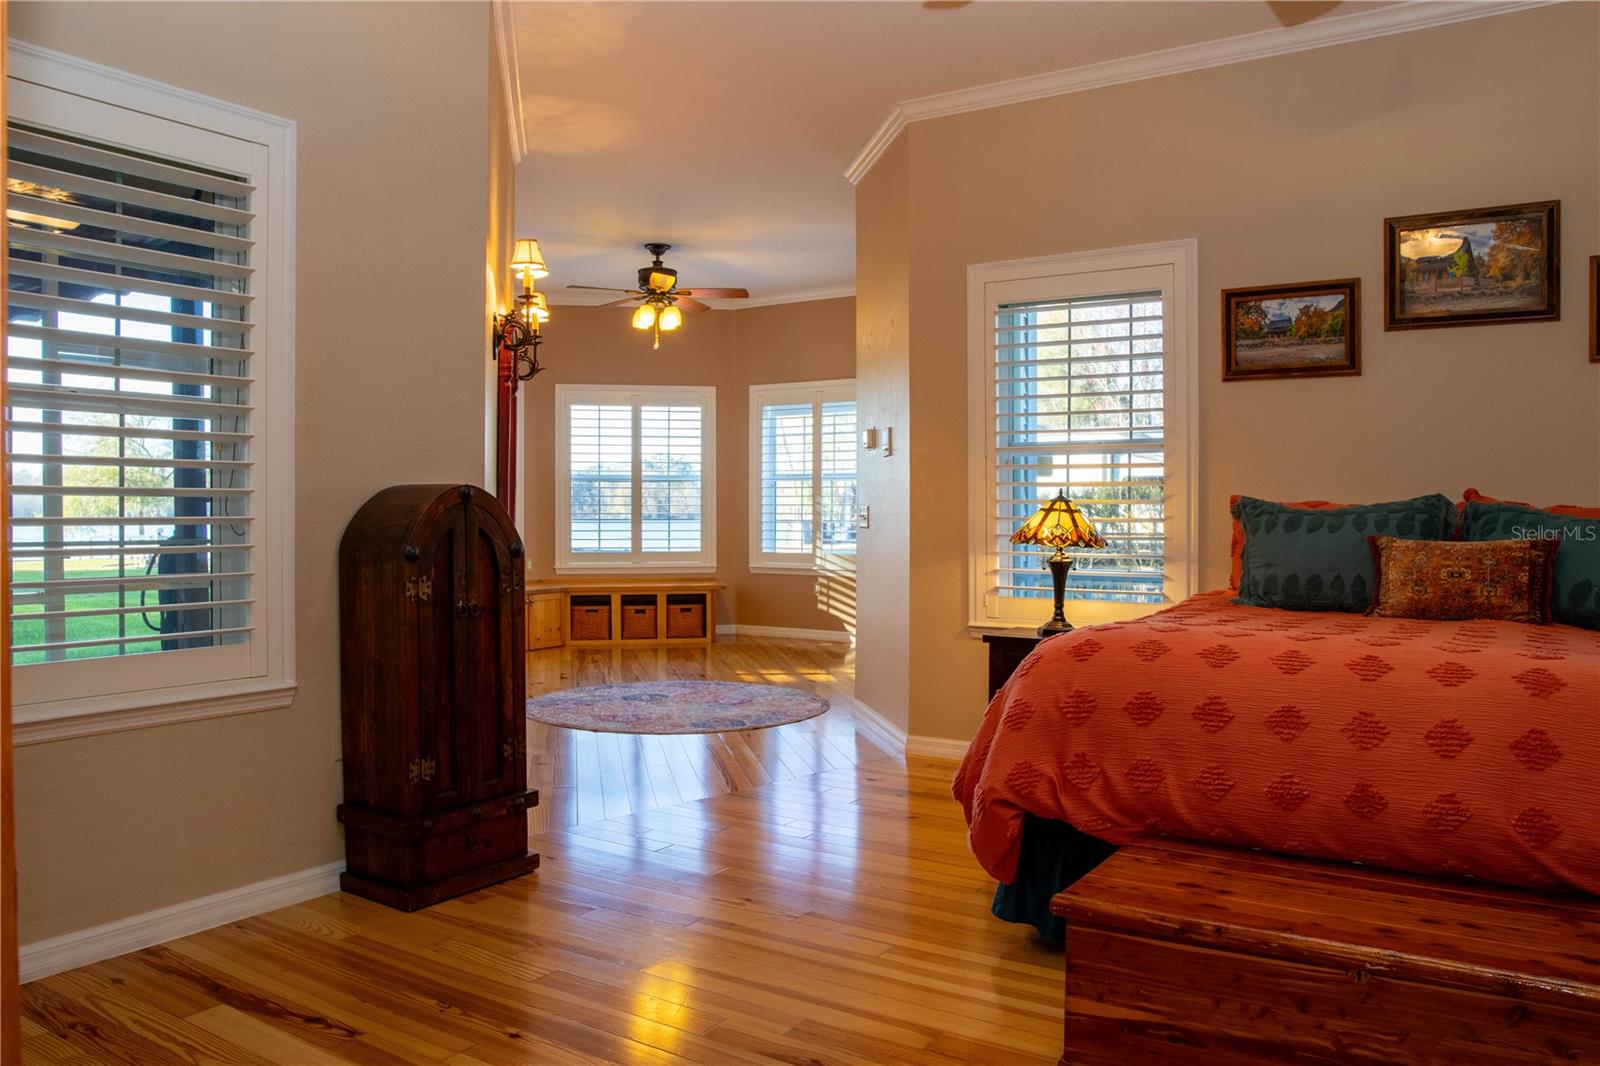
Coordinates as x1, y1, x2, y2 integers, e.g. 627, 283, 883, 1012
19, 636, 1062, 1065
525, 637, 886, 835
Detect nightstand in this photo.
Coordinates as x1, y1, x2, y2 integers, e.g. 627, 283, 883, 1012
983, 633, 1046, 699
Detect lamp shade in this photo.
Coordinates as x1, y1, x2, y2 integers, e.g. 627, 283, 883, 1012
510, 237, 549, 279
1010, 490, 1106, 550
525, 290, 550, 323
657, 304, 683, 331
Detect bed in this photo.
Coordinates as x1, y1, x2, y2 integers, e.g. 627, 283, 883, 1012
954, 591, 1600, 937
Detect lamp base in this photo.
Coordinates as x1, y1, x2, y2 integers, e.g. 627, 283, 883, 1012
1038, 554, 1074, 638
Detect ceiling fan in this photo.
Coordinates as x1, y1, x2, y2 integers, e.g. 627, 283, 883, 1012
568, 243, 750, 349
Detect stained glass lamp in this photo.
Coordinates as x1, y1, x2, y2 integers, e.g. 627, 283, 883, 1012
1010, 490, 1106, 636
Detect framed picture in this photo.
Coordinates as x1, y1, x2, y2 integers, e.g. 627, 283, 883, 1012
1590, 255, 1598, 363
1222, 278, 1360, 381
1384, 200, 1559, 330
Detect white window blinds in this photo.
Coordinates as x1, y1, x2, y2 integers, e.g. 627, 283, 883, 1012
640, 403, 704, 553
759, 400, 812, 554
992, 292, 1166, 606
751, 380, 856, 569
558, 385, 716, 570
567, 402, 632, 554
7, 123, 256, 665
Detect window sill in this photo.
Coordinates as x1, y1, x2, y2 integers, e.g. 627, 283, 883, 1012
966, 623, 1044, 639
13, 678, 299, 747
553, 564, 719, 577
749, 563, 830, 575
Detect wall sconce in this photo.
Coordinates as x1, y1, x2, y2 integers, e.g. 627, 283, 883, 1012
493, 237, 551, 380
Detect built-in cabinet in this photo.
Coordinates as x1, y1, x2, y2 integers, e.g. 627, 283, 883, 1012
527, 579, 721, 646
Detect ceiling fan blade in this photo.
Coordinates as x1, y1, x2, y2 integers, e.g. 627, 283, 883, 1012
675, 297, 711, 314
598, 296, 642, 309
566, 284, 638, 294
673, 287, 749, 299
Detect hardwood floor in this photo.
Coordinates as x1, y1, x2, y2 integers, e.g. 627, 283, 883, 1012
19, 637, 1062, 1065
524, 637, 887, 834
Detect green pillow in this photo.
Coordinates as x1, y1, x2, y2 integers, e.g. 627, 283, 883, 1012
1233, 494, 1454, 612
1462, 501, 1600, 630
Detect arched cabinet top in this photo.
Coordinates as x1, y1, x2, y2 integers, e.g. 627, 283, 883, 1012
340, 484, 522, 559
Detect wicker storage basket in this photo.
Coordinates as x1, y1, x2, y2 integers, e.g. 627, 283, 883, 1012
620, 604, 658, 640
666, 602, 706, 639
570, 603, 611, 641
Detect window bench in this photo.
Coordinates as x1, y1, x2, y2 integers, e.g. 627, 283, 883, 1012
526, 580, 723, 648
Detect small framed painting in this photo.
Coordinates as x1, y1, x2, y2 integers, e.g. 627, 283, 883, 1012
1384, 201, 1560, 330
1222, 278, 1360, 381
1590, 255, 1598, 363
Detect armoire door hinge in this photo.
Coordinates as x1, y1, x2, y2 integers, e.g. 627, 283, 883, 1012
404, 576, 433, 603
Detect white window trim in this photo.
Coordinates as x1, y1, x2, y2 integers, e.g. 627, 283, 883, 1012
966, 239, 1198, 635
554, 383, 717, 574
748, 378, 856, 574
8, 43, 297, 745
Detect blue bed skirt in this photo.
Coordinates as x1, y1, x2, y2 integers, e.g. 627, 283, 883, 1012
990, 814, 1118, 940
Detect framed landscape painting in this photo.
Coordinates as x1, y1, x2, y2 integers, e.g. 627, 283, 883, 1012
1590, 255, 1598, 363
1223, 278, 1360, 381
1384, 201, 1559, 330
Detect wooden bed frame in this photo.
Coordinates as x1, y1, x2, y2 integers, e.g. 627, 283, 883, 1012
1051, 838, 1600, 1064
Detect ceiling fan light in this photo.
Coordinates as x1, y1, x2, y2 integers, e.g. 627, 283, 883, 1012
632, 303, 657, 330
511, 237, 549, 279
645, 268, 677, 291
657, 304, 683, 332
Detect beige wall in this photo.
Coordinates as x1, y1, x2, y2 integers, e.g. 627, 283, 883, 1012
10, 1, 507, 941
852, 136, 912, 733
524, 297, 857, 634
856, 4, 1600, 744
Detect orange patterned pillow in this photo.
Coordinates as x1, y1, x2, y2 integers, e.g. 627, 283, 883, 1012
1368, 536, 1556, 623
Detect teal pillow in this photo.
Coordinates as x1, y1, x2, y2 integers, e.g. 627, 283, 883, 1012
1462, 502, 1600, 630
1233, 494, 1454, 612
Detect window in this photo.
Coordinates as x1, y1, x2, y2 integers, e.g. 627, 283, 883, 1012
749, 379, 857, 571
555, 384, 716, 571
967, 242, 1197, 629
6, 45, 295, 737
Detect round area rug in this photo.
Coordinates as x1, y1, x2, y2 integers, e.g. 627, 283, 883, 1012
526, 680, 828, 735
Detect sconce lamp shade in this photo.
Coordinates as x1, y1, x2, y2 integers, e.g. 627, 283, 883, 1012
511, 238, 549, 279
525, 290, 550, 323
1011, 490, 1106, 553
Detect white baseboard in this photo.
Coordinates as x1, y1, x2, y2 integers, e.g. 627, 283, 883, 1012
846, 698, 907, 754
715, 624, 855, 644
20, 860, 344, 983
906, 735, 973, 761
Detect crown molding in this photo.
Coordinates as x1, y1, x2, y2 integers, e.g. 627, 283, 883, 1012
549, 284, 853, 310
845, 0, 1556, 186
491, 0, 528, 163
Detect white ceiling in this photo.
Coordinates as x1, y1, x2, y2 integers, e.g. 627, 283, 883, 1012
506, 1, 1392, 306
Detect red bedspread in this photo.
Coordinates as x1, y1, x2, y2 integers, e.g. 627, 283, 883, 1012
954, 592, 1600, 894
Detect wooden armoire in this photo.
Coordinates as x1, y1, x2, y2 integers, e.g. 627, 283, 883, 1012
337, 484, 539, 910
